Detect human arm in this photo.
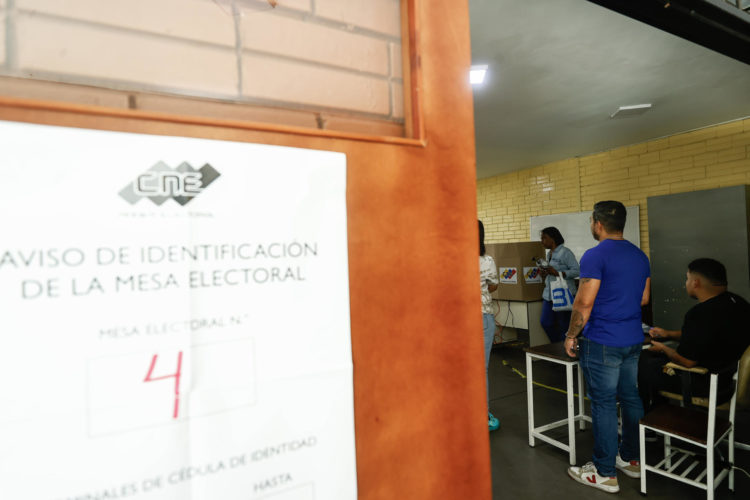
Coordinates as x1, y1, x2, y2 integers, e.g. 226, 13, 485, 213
641, 277, 651, 306
545, 248, 580, 279
483, 256, 499, 293
648, 326, 681, 340
564, 277, 601, 356
649, 340, 698, 368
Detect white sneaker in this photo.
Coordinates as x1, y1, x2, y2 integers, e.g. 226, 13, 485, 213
567, 462, 620, 493
616, 454, 641, 478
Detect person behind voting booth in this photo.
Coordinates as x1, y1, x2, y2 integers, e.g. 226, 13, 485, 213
639, 258, 750, 415
538, 226, 580, 342
564, 201, 651, 493
479, 220, 501, 432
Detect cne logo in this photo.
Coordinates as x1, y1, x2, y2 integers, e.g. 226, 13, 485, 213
119, 161, 220, 206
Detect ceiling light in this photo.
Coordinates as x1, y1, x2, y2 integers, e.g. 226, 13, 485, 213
610, 103, 652, 119
470, 65, 488, 85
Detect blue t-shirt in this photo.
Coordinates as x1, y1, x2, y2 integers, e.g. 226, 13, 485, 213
580, 239, 650, 347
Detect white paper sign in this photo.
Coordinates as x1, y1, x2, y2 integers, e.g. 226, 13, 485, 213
0, 120, 356, 500
498, 267, 518, 284
523, 267, 543, 284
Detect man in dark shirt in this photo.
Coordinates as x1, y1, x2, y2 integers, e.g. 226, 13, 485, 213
639, 258, 750, 414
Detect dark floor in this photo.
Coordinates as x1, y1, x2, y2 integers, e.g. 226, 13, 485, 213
488, 343, 750, 500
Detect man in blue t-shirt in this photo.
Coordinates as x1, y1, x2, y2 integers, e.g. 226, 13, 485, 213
564, 201, 651, 494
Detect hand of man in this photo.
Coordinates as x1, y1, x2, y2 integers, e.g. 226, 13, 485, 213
649, 340, 666, 353
564, 336, 578, 357
649, 327, 666, 339
546, 266, 559, 277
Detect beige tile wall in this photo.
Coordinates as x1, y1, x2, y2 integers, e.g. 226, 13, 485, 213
315, 0, 401, 37
259, 0, 310, 13
0, 8, 5, 68
17, 0, 237, 46
241, 53, 390, 114
477, 118, 750, 256
239, 11, 389, 75
0, 0, 404, 127
17, 14, 238, 95
389, 42, 403, 80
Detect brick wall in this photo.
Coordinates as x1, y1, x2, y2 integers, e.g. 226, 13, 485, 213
477, 118, 750, 256
0, 0, 404, 132
0, 2, 5, 68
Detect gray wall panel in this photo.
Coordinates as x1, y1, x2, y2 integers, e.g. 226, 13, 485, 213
648, 185, 750, 328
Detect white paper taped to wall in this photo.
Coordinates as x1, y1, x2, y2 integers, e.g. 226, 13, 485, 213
0, 120, 356, 500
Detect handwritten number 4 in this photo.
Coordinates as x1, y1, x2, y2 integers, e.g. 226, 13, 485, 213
144, 352, 183, 419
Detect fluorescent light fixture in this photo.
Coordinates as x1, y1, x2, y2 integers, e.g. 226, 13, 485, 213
470, 65, 488, 85
610, 103, 652, 119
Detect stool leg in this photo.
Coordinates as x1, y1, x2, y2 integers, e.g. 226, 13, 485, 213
527, 354, 535, 447
577, 364, 585, 431
567, 363, 576, 465
664, 435, 671, 468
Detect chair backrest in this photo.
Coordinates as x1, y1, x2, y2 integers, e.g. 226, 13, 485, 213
736, 344, 750, 409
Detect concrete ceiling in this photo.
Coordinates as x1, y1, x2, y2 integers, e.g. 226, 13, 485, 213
470, 0, 750, 179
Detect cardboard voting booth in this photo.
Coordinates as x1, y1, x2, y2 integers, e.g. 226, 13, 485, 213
486, 242, 545, 301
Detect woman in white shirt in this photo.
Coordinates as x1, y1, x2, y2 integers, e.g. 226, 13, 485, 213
479, 220, 500, 431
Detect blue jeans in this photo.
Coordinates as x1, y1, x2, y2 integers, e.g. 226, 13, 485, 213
483, 313, 495, 409
540, 299, 571, 343
579, 337, 644, 477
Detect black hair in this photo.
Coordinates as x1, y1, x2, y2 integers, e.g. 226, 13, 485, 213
541, 226, 564, 246
592, 200, 626, 233
479, 220, 486, 256
688, 258, 727, 286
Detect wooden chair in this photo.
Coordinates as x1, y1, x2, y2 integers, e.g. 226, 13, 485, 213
658, 345, 750, 450
639, 362, 739, 499
734, 345, 750, 451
